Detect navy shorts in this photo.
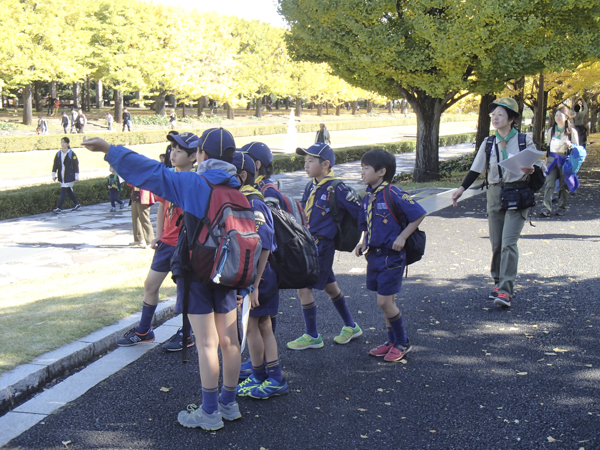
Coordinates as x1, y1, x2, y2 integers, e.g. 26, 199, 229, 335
150, 241, 176, 273
250, 290, 279, 318
174, 276, 237, 315
366, 249, 406, 296
309, 238, 336, 290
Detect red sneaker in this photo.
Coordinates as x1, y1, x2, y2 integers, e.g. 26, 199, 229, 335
489, 287, 499, 299
369, 342, 394, 357
493, 293, 511, 307
383, 344, 412, 362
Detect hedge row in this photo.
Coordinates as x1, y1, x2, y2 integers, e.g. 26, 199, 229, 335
0, 132, 476, 220
0, 115, 473, 153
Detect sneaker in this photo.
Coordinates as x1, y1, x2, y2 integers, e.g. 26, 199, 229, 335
237, 374, 264, 396
52, 208, 61, 214
129, 241, 143, 246
116, 327, 155, 346
384, 344, 412, 362
493, 293, 511, 307
369, 342, 394, 357
556, 209, 566, 216
72, 204, 81, 211
286, 333, 324, 350
162, 328, 195, 352
218, 401, 241, 421
177, 404, 223, 431
119, 203, 125, 209
540, 210, 550, 217
248, 377, 289, 399
239, 359, 253, 379
110, 207, 116, 212
489, 287, 499, 299
333, 324, 362, 344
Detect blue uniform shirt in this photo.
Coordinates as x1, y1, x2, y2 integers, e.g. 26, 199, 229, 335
358, 185, 426, 249
301, 179, 361, 240
257, 178, 291, 214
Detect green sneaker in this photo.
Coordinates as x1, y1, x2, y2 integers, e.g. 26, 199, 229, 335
237, 374, 264, 397
286, 333, 324, 350
333, 324, 362, 344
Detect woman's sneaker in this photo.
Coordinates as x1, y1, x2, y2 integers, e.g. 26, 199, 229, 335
286, 333, 324, 350
237, 375, 264, 396
177, 404, 223, 431
116, 328, 155, 346
383, 344, 412, 362
162, 328, 195, 352
333, 324, 362, 344
248, 377, 289, 399
369, 342, 394, 357
493, 293, 511, 307
52, 208, 62, 214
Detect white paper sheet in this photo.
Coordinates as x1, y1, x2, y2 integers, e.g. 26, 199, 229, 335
240, 294, 251, 353
498, 148, 546, 175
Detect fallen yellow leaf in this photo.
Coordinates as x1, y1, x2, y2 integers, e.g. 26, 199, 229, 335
159, 387, 171, 392
360, 435, 368, 439
517, 372, 528, 376
357, 408, 367, 412
62, 441, 71, 449
548, 436, 557, 442
553, 348, 568, 353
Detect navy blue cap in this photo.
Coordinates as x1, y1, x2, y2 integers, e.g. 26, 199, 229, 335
241, 142, 273, 166
167, 132, 199, 153
198, 128, 236, 157
232, 151, 256, 174
296, 142, 335, 167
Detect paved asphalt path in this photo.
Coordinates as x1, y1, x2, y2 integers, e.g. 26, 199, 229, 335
6, 178, 600, 449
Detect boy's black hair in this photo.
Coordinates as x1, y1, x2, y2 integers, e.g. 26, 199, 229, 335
61, 137, 70, 147
168, 130, 179, 136
361, 149, 396, 182
236, 167, 256, 186
246, 153, 274, 177
574, 104, 581, 113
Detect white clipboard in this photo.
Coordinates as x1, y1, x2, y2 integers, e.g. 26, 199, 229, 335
240, 294, 251, 353
498, 148, 545, 175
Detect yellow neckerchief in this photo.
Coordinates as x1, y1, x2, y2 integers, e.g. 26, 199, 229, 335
255, 175, 266, 185
240, 184, 264, 200
305, 170, 336, 222
367, 182, 389, 242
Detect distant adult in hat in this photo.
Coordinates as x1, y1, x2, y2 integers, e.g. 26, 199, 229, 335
451, 97, 543, 309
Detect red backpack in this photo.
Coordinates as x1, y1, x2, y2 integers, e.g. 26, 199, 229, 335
187, 177, 262, 288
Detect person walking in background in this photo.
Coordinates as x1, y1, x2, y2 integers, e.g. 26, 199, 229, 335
122, 107, 132, 132
61, 112, 69, 134
70, 108, 78, 134
52, 137, 81, 213
107, 166, 125, 212
76, 109, 86, 134
37, 116, 48, 135
169, 109, 177, 130
52, 97, 60, 116
106, 112, 113, 131
46, 95, 53, 116
570, 99, 588, 147
314, 123, 331, 145
129, 186, 155, 247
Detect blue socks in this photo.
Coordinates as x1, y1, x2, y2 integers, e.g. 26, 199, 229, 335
387, 327, 394, 344
389, 313, 407, 345
252, 363, 268, 381
331, 292, 355, 328
137, 302, 157, 334
302, 302, 318, 338
219, 385, 236, 406
266, 359, 283, 383
202, 386, 219, 414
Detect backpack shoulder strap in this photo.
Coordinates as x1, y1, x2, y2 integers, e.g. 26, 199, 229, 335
382, 185, 403, 225
483, 136, 496, 188
518, 133, 527, 151
328, 179, 344, 223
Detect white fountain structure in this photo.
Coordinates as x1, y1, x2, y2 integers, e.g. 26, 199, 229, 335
283, 108, 298, 153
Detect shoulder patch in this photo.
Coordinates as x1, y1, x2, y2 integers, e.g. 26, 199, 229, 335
254, 210, 266, 223
72, 155, 77, 160
402, 193, 415, 204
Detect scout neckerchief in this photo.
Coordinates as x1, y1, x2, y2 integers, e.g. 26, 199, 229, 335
554, 124, 566, 140
304, 170, 336, 222
494, 128, 518, 175
367, 182, 389, 243
255, 175, 266, 185
240, 185, 264, 200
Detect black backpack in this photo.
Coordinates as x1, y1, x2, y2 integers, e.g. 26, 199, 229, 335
382, 185, 426, 266
325, 180, 363, 252
267, 206, 320, 289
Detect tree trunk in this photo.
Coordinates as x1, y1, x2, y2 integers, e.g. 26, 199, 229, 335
388, 101, 393, 114
182, 103, 186, 117
295, 97, 302, 117
96, 80, 103, 108
512, 77, 525, 130
285, 97, 290, 110
275, 99, 280, 110
317, 102, 323, 116
73, 82, 80, 109
367, 100, 373, 113
255, 97, 262, 118
226, 103, 235, 120
85, 76, 91, 111
475, 93, 495, 152
155, 90, 166, 116
336, 104, 341, 116
34, 81, 42, 112
50, 81, 57, 99
412, 94, 444, 182
114, 90, 123, 123
351, 101, 358, 115
326, 103, 329, 115
590, 101, 598, 134
23, 84, 33, 125
533, 73, 545, 147
136, 91, 144, 108
197, 96, 205, 115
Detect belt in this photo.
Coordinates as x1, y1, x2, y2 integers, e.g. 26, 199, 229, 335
369, 247, 397, 256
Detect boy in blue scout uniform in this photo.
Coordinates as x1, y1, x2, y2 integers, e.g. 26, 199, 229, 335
287, 142, 362, 350
81, 128, 244, 432
232, 152, 289, 399
355, 150, 426, 362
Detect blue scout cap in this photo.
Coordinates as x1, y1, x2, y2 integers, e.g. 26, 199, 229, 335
167, 132, 199, 154
198, 128, 236, 158
233, 151, 256, 174
296, 142, 335, 167
241, 142, 273, 166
